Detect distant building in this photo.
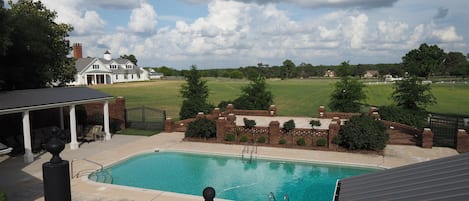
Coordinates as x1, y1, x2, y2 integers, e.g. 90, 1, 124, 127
69, 43, 149, 86
363, 70, 379, 78
384, 74, 403, 82
324, 70, 336, 77
149, 69, 164, 79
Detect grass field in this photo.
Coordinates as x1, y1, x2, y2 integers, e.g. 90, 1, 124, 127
91, 79, 469, 119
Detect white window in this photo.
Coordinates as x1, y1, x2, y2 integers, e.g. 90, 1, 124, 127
126, 65, 133, 69
92, 64, 99, 69
110, 65, 118, 69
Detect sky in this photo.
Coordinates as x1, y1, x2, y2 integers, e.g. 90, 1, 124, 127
29, 0, 469, 69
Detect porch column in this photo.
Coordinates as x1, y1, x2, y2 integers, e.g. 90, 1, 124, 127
59, 107, 64, 130
104, 100, 111, 140
69, 105, 78, 150
22, 111, 34, 163
94, 74, 97, 85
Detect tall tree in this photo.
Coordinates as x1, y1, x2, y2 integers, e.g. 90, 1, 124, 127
0, 0, 75, 90
179, 65, 213, 119
281, 59, 296, 79
233, 76, 273, 110
443, 52, 468, 76
329, 76, 366, 112
402, 43, 446, 79
120, 54, 138, 65
337, 61, 352, 77
392, 76, 436, 110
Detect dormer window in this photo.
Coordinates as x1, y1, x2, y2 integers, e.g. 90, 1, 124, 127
110, 65, 118, 69
126, 65, 133, 69
92, 64, 99, 69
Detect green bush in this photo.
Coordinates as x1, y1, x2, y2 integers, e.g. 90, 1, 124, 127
379, 105, 427, 129
316, 138, 327, 146
240, 135, 249, 142
310, 120, 321, 128
225, 133, 235, 141
243, 118, 256, 129
179, 100, 214, 120
296, 137, 306, 146
279, 138, 287, 144
0, 192, 6, 201
185, 118, 216, 138
337, 115, 388, 151
257, 136, 266, 143
283, 120, 295, 132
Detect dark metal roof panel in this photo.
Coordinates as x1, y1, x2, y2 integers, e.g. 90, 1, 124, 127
0, 87, 112, 112
337, 153, 469, 201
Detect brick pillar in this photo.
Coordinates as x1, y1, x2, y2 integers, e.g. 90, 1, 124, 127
269, 105, 277, 116
328, 121, 340, 150
421, 128, 433, 149
227, 113, 236, 126
165, 118, 174, 133
269, 121, 280, 145
216, 117, 227, 142
457, 129, 469, 153
332, 117, 341, 125
318, 106, 326, 118
227, 104, 234, 114
196, 112, 205, 119
212, 108, 221, 118
114, 96, 126, 129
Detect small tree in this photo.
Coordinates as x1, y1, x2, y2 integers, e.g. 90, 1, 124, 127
392, 76, 436, 110
283, 120, 295, 132
329, 76, 366, 112
179, 65, 213, 119
232, 76, 273, 110
185, 118, 216, 139
310, 119, 321, 134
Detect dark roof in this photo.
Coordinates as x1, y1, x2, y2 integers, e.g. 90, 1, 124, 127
0, 87, 112, 114
75, 57, 134, 73
335, 153, 469, 201
75, 57, 96, 72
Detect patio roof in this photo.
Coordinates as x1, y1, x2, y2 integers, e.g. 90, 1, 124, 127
0, 87, 112, 115
334, 153, 469, 201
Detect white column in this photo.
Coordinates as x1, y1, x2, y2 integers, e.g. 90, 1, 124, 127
69, 105, 79, 150
22, 111, 34, 163
59, 107, 64, 130
104, 100, 111, 140
94, 74, 97, 84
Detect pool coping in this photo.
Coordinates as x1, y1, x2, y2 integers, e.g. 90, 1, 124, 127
70, 132, 458, 201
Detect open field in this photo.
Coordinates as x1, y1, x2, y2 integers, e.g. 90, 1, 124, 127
91, 79, 469, 119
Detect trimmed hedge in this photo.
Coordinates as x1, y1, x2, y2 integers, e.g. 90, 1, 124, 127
185, 118, 216, 138
337, 115, 388, 151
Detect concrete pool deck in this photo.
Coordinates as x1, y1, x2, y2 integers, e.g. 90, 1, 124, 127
0, 132, 458, 201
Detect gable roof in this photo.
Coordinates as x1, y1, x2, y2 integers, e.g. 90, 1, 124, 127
0, 87, 113, 115
75, 57, 96, 72
335, 153, 469, 201
75, 57, 136, 73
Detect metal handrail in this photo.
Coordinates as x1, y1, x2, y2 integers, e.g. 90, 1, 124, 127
71, 158, 104, 178
283, 194, 290, 201
268, 192, 277, 201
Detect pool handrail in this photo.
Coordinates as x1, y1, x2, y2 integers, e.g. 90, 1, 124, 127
71, 158, 104, 178
268, 192, 277, 201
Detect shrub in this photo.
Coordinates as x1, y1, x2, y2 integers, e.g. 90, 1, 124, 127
257, 136, 266, 143
310, 120, 321, 128
283, 120, 295, 132
337, 115, 388, 151
240, 135, 249, 143
185, 118, 216, 138
378, 105, 427, 129
296, 137, 306, 146
179, 100, 214, 120
279, 138, 287, 144
225, 133, 235, 141
243, 118, 256, 129
316, 138, 327, 146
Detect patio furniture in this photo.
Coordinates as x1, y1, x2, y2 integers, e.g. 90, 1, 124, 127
0, 142, 12, 155
79, 125, 104, 142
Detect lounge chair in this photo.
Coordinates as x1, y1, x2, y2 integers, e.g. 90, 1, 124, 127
0, 142, 12, 155
79, 125, 104, 142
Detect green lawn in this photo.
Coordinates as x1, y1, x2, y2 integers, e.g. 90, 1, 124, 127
92, 79, 469, 119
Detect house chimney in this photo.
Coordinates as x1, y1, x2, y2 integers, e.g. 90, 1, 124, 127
73, 43, 82, 59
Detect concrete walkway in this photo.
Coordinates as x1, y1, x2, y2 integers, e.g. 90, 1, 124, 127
0, 133, 458, 201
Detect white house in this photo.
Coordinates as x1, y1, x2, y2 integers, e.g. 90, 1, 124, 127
69, 43, 149, 86
148, 68, 164, 79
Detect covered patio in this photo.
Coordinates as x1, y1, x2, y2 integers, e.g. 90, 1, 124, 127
0, 87, 113, 163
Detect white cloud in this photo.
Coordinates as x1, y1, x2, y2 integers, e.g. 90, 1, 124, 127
431, 26, 463, 42
128, 1, 158, 34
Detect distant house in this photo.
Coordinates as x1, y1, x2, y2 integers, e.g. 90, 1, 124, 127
384, 74, 403, 82
363, 70, 379, 78
69, 43, 149, 86
324, 70, 336, 77
148, 69, 164, 79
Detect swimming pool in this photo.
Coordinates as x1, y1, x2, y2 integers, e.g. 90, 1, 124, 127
89, 152, 379, 201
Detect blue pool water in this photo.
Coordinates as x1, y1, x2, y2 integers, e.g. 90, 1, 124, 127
90, 152, 379, 201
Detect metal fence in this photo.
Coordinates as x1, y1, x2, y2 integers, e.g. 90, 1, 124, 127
429, 113, 469, 148
125, 106, 166, 131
